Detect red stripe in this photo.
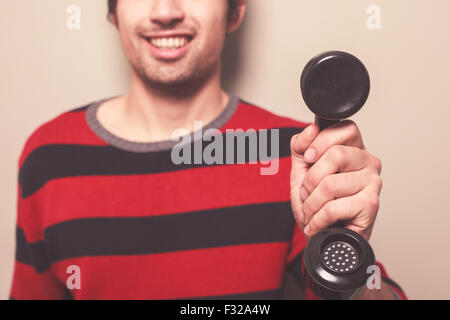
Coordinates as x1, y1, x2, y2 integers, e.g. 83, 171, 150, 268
10, 262, 67, 300
225, 102, 310, 130
305, 287, 321, 300
19, 111, 107, 168
18, 102, 308, 170
50, 242, 289, 299
286, 224, 306, 264
19, 158, 292, 239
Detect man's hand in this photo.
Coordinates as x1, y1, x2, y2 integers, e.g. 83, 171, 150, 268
290, 121, 383, 241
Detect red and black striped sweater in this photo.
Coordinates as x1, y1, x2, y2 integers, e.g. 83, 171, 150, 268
10, 97, 406, 300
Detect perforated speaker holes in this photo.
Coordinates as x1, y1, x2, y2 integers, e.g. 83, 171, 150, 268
322, 241, 359, 274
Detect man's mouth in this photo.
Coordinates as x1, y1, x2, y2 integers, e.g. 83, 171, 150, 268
143, 33, 194, 60
146, 35, 193, 50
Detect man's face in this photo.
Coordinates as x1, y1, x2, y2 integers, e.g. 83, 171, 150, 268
114, 0, 231, 88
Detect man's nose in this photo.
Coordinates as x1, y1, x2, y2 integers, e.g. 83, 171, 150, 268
150, 0, 185, 27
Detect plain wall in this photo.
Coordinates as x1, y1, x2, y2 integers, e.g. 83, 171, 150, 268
1, 0, 449, 299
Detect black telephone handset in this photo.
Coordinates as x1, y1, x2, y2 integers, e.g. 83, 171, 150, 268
300, 51, 376, 300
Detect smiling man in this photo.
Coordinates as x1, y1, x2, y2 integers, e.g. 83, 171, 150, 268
10, 0, 406, 300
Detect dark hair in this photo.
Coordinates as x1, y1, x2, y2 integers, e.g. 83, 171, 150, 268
108, 0, 240, 22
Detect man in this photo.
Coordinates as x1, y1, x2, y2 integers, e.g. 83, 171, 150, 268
10, 0, 406, 299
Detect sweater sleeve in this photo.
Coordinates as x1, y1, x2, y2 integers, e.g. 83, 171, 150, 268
285, 223, 407, 300
9, 143, 69, 300
10, 230, 68, 300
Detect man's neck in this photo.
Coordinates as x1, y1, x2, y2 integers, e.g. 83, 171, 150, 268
97, 68, 229, 143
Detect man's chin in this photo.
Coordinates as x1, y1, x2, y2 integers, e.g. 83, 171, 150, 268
132, 57, 215, 92
138, 72, 197, 90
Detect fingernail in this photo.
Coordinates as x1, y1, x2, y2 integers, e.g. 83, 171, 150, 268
304, 148, 316, 162
304, 225, 311, 235
300, 187, 309, 202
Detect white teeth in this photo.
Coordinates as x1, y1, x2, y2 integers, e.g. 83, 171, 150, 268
150, 37, 190, 50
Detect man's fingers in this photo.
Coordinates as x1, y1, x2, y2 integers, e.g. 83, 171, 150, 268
304, 194, 362, 238
304, 186, 380, 241
303, 120, 365, 164
301, 145, 379, 194
302, 169, 372, 225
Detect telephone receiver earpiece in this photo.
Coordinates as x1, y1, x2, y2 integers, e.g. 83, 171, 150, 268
300, 51, 375, 300
301, 50, 371, 128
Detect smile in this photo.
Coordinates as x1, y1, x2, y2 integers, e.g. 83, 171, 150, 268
144, 34, 194, 60
148, 36, 192, 50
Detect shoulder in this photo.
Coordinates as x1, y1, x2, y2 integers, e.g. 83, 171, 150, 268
229, 98, 311, 130
18, 102, 94, 168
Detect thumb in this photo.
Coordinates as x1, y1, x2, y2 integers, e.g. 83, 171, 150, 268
290, 124, 320, 228
290, 124, 320, 159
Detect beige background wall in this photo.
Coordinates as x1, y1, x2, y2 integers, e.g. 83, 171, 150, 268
1, 0, 449, 299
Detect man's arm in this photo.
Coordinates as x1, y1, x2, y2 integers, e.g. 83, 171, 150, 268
357, 262, 407, 300
10, 138, 68, 300
10, 197, 68, 299
357, 282, 399, 300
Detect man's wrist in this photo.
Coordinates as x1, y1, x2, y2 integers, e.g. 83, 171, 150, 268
356, 280, 400, 300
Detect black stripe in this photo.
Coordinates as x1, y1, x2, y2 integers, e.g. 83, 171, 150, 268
19, 127, 303, 198
63, 291, 74, 300
42, 202, 295, 265
16, 227, 51, 273
185, 288, 283, 300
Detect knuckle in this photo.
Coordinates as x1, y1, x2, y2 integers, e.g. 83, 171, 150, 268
309, 221, 319, 234
321, 175, 336, 195
290, 134, 298, 150
304, 171, 320, 189
372, 156, 383, 174
302, 199, 313, 217
302, 174, 312, 189
323, 202, 335, 218
367, 193, 380, 211
328, 145, 345, 164
346, 120, 359, 137
373, 174, 383, 189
